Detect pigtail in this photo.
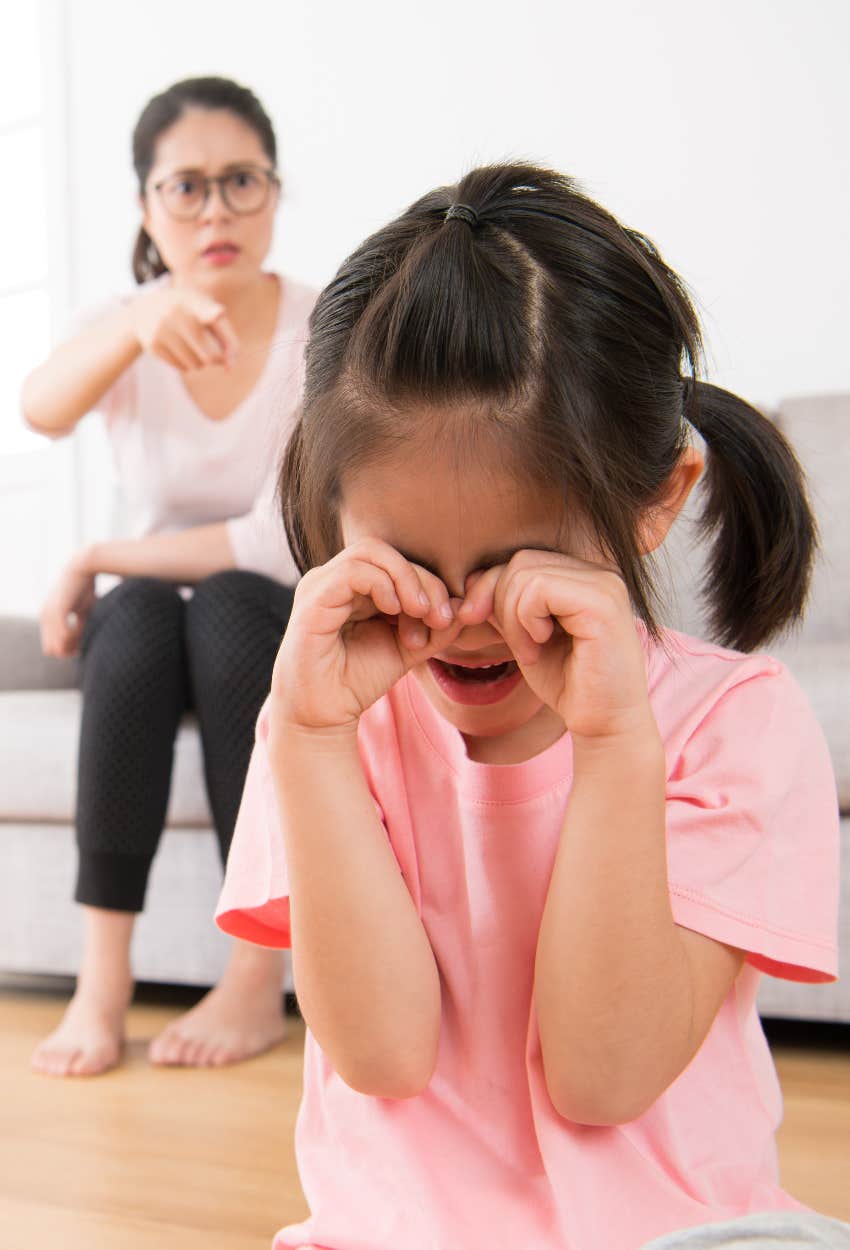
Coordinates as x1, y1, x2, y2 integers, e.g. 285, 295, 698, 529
684, 380, 818, 652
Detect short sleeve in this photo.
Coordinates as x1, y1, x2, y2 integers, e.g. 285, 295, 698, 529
665, 663, 840, 983
215, 700, 291, 947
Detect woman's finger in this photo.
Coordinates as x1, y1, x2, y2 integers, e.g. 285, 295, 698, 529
157, 329, 201, 372
207, 312, 239, 363
148, 343, 184, 371
180, 319, 224, 368
175, 318, 222, 369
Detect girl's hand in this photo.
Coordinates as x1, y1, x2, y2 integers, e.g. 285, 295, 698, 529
39, 554, 97, 658
127, 285, 239, 372
459, 551, 653, 743
269, 539, 464, 737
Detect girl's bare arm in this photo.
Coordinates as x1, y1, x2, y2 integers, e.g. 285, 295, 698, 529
534, 732, 744, 1126
268, 726, 442, 1099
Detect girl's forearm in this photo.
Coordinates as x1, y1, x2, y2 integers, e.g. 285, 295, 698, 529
268, 727, 442, 1098
534, 728, 694, 1125
76, 522, 237, 584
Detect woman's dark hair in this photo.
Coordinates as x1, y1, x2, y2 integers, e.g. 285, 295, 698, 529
130, 75, 277, 283
280, 162, 817, 653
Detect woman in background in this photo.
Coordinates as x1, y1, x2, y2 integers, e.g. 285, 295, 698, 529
21, 75, 316, 1077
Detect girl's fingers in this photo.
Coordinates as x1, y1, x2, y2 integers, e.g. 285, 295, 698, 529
345, 564, 402, 619
298, 542, 460, 654
503, 564, 624, 655
457, 565, 502, 626
340, 540, 452, 628
397, 613, 430, 652
396, 597, 465, 657
411, 565, 455, 630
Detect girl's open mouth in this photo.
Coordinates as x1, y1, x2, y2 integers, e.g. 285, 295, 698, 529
427, 658, 523, 706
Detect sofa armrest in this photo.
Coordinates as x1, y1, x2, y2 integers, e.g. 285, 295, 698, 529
0, 616, 79, 691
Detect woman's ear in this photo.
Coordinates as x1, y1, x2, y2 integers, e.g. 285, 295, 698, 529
638, 445, 704, 554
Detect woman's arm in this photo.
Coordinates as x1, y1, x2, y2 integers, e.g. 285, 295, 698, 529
78, 521, 237, 584
268, 726, 442, 1099
21, 286, 237, 439
40, 523, 240, 657
21, 305, 142, 438
533, 731, 744, 1126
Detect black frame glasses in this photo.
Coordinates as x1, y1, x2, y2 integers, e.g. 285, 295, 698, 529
150, 164, 280, 220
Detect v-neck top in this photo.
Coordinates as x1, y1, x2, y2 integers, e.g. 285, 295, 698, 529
79, 272, 317, 584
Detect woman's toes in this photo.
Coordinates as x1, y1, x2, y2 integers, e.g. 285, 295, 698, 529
32, 1019, 122, 1079
68, 1049, 94, 1077
208, 1044, 236, 1067
181, 1037, 207, 1067
149, 1028, 179, 1065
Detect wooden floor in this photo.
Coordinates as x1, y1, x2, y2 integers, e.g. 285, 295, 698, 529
1, 979, 848, 1249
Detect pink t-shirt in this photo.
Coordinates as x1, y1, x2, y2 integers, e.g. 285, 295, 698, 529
216, 624, 840, 1250
88, 272, 317, 585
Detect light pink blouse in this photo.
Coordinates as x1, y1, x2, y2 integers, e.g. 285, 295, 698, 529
87, 272, 317, 585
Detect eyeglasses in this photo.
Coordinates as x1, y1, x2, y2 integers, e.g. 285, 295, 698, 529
150, 165, 280, 220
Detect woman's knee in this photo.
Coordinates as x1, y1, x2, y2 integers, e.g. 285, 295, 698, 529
81, 576, 186, 682
186, 569, 293, 641
188, 568, 279, 615
185, 570, 292, 693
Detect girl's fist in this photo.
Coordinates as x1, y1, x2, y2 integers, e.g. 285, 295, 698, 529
270, 540, 464, 736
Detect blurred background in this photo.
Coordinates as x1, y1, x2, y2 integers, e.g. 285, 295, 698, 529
2, 0, 849, 615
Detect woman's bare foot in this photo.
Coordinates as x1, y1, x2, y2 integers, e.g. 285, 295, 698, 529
148, 942, 287, 1068
31, 906, 135, 1078
31, 978, 133, 1077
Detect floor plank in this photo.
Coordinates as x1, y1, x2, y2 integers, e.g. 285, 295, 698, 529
1, 981, 848, 1246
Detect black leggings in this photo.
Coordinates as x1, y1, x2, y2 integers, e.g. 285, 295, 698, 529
74, 570, 294, 913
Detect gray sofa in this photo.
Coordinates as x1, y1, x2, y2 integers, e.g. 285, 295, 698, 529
0, 626, 293, 991
0, 394, 846, 1020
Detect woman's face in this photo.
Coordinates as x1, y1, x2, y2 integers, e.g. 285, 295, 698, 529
141, 106, 279, 293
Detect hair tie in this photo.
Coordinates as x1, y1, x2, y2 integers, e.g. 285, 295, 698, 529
444, 203, 479, 228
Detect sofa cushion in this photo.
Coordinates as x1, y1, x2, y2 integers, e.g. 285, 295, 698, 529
767, 636, 850, 810
776, 393, 850, 642
0, 689, 213, 826
0, 616, 79, 691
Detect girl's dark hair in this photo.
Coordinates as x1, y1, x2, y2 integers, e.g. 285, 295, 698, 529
130, 75, 277, 283
281, 162, 817, 653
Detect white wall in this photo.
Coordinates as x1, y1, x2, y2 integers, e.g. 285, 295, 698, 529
64, 0, 850, 395
31, 0, 850, 566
